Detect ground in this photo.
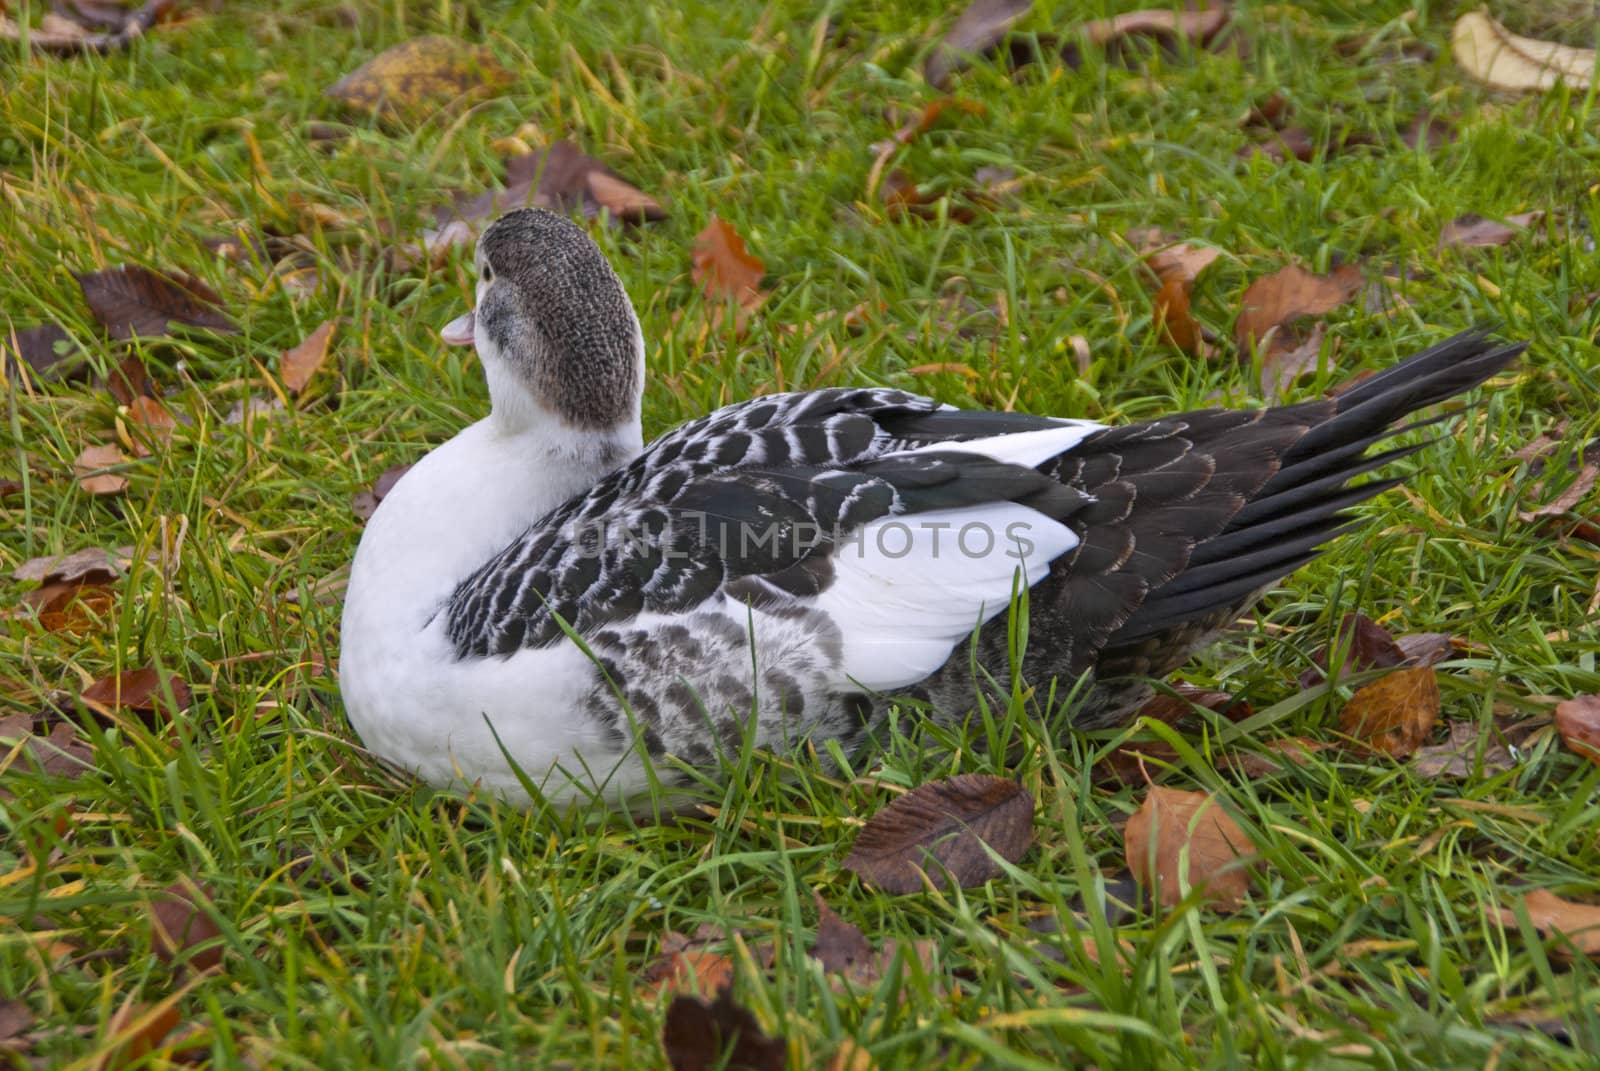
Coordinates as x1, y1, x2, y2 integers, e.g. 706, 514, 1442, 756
2, 1, 1599, 1068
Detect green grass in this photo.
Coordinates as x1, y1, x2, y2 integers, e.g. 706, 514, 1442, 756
3, 0, 1600, 1067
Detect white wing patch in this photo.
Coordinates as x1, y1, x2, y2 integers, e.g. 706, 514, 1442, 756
896, 420, 1103, 468
811, 502, 1078, 691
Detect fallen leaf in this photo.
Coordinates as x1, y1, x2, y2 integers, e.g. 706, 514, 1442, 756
1451, 12, 1595, 94
662, 988, 786, 1071
81, 667, 192, 722
0, 0, 174, 56
326, 35, 511, 122
890, 97, 987, 145
1412, 721, 1517, 779
280, 320, 337, 394
74, 444, 129, 496
843, 774, 1033, 894
1081, 7, 1230, 48
1124, 786, 1252, 911
1338, 666, 1440, 758
641, 928, 735, 1001
149, 881, 222, 971
224, 395, 286, 427
1299, 612, 1406, 689
1260, 320, 1328, 398
810, 894, 872, 977
1395, 632, 1455, 667
16, 579, 116, 633
2, 323, 78, 379
1554, 695, 1600, 766
691, 219, 768, 327
97, 994, 182, 1070
925, 0, 1032, 87
0, 478, 23, 500
0, 716, 96, 780
105, 354, 159, 406
1139, 237, 1221, 356
1224, 736, 1328, 779
1517, 454, 1598, 529
1439, 211, 1544, 250
76, 266, 234, 340
1136, 684, 1248, 727
1401, 114, 1455, 151
123, 396, 178, 457
0, 998, 32, 1043
352, 462, 414, 522
13, 547, 121, 585
1235, 263, 1362, 357
1496, 888, 1600, 959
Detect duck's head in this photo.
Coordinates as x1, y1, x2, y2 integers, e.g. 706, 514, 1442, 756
441, 208, 644, 437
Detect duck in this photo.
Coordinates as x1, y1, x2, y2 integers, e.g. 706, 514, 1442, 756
339, 207, 1523, 808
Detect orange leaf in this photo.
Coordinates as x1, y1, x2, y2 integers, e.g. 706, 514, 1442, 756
280, 319, 337, 394
1496, 888, 1600, 960
1234, 263, 1362, 355
640, 928, 734, 1001
125, 396, 178, 457
691, 218, 767, 324
1124, 787, 1252, 911
1338, 666, 1440, 757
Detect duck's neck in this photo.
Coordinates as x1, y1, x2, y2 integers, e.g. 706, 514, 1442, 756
345, 412, 643, 630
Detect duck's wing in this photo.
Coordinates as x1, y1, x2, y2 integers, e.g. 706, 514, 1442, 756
443, 388, 1103, 684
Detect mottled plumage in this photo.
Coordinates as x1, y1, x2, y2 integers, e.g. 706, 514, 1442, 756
339, 207, 1522, 808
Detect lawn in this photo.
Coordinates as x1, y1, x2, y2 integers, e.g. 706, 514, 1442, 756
2, 0, 1599, 1067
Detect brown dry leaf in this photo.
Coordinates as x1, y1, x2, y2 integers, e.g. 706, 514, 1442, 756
1136, 684, 1249, 727
1224, 736, 1328, 779
81, 667, 192, 722
0, 716, 96, 780
692, 219, 768, 327
1082, 7, 1230, 48
891, 97, 988, 145
662, 987, 786, 1071
16, 579, 116, 634
95, 994, 183, 1071
925, 0, 1032, 87
352, 462, 415, 523
1496, 889, 1600, 959
1299, 612, 1407, 689
843, 774, 1033, 894
1260, 320, 1331, 397
1517, 454, 1598, 529
1238, 125, 1316, 164
1412, 721, 1517, 779
0, 998, 33, 1044
106, 354, 158, 406
149, 881, 223, 972
2, 322, 79, 379
1235, 263, 1362, 357
1401, 114, 1455, 151
1, 0, 175, 56
0, 478, 23, 500
1554, 695, 1600, 766
641, 928, 734, 1001
124, 396, 178, 457
13, 547, 121, 585
1439, 211, 1544, 250
326, 35, 511, 123
1395, 632, 1455, 667
76, 266, 234, 340
811, 894, 872, 977
281, 320, 337, 395
1451, 12, 1596, 94
74, 444, 129, 496
1124, 787, 1252, 911
1338, 666, 1440, 758
1141, 239, 1221, 356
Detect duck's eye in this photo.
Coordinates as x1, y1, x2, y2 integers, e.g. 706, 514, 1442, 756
481, 264, 494, 283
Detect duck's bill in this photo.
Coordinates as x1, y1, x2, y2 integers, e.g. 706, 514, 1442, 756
440, 310, 476, 346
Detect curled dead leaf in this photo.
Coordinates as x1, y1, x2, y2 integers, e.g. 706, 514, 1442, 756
1554, 695, 1600, 766
1452, 12, 1596, 94
1338, 666, 1440, 758
924, 0, 1032, 87
1124, 787, 1252, 911
843, 774, 1033, 894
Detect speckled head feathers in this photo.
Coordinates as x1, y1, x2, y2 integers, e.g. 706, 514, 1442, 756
472, 208, 644, 431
